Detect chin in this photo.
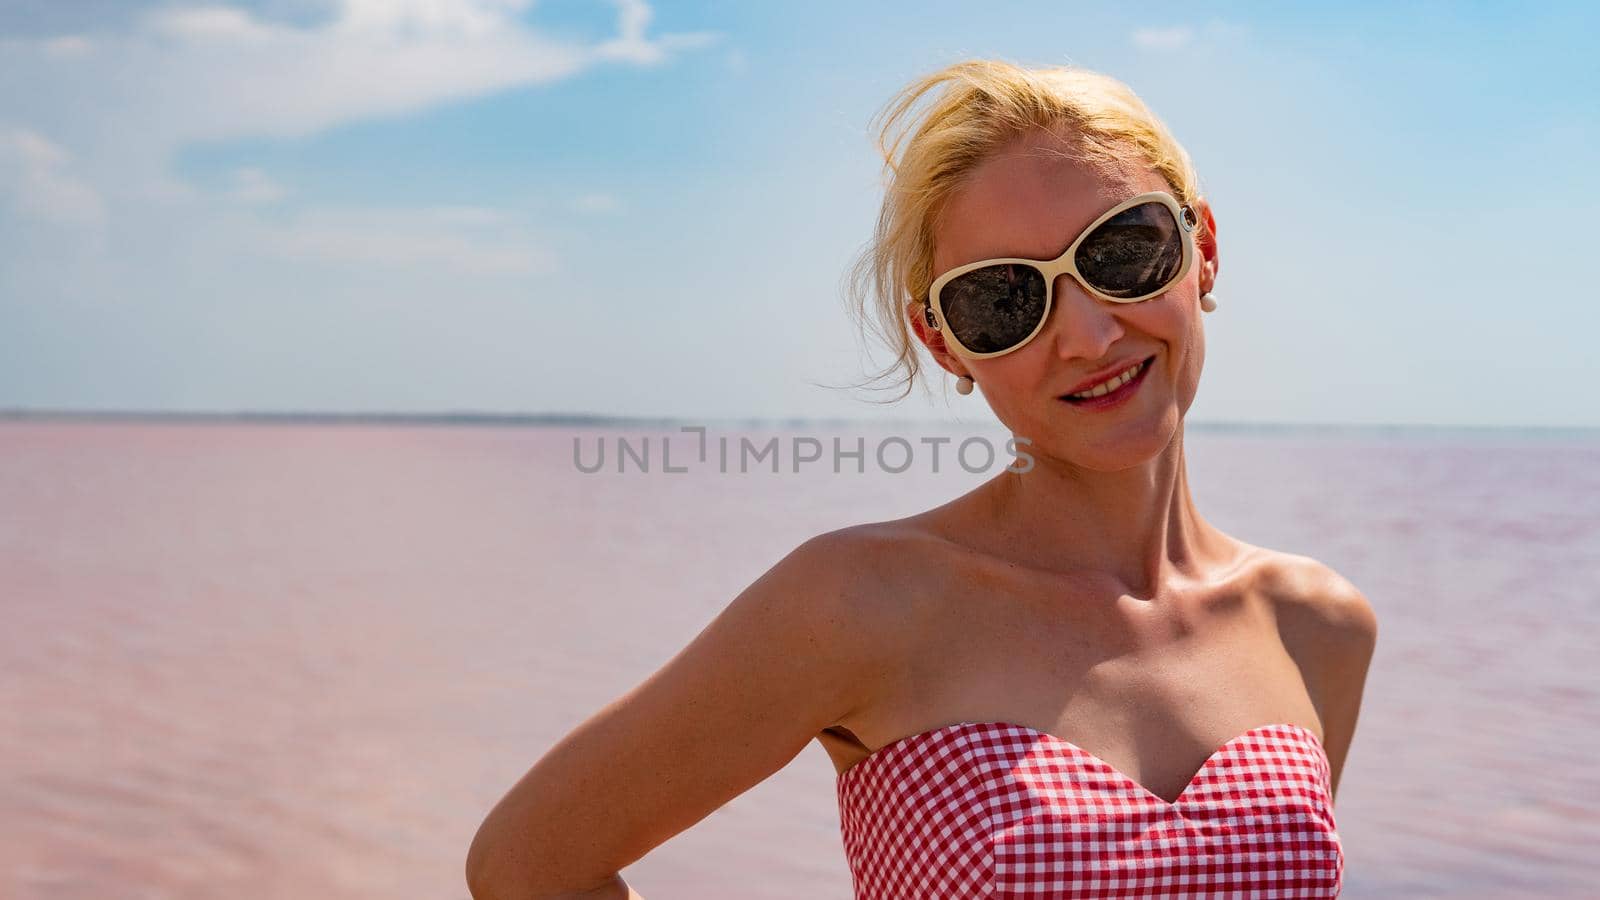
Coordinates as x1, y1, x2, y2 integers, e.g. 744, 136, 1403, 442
1022, 408, 1181, 472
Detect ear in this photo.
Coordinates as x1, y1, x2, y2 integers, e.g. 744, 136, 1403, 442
1192, 196, 1220, 293
905, 299, 971, 379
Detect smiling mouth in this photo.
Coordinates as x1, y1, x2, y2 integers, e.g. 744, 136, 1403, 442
1059, 356, 1154, 403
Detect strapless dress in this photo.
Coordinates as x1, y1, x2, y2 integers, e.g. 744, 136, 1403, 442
836, 721, 1343, 898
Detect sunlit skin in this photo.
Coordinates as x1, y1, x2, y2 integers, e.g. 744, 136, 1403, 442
908, 124, 1225, 598
467, 122, 1375, 900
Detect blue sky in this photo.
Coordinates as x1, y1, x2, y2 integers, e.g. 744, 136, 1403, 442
1, 0, 1595, 427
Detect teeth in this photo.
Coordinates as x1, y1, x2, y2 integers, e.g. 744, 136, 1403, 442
1067, 361, 1143, 399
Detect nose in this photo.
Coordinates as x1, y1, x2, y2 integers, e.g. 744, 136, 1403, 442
1044, 274, 1124, 362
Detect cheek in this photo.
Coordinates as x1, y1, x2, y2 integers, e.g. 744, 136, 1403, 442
1120, 295, 1192, 361
1152, 292, 1194, 339
1139, 294, 1203, 394
1172, 300, 1205, 407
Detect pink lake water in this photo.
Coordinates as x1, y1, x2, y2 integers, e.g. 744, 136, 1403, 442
1, 419, 1596, 898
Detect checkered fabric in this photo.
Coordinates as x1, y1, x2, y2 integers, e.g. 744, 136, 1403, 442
836, 721, 1343, 898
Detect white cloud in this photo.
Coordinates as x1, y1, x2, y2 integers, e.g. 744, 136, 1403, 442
228, 166, 287, 204
0, 0, 719, 199
246, 205, 557, 275
1131, 26, 1194, 50
571, 192, 621, 214
0, 126, 106, 228
101, 1, 702, 146
334, 0, 537, 38
428, 205, 520, 227
594, 0, 719, 65
1131, 21, 1246, 51
146, 5, 279, 41
41, 35, 94, 58
0, 0, 716, 279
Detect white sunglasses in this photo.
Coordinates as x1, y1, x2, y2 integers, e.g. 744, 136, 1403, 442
923, 191, 1199, 359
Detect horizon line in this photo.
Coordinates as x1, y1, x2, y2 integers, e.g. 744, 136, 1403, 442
1, 408, 1596, 436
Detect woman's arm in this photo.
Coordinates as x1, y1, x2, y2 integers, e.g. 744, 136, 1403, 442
1269, 555, 1379, 803
465, 529, 898, 900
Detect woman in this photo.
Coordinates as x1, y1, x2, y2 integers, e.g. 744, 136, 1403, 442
467, 59, 1377, 900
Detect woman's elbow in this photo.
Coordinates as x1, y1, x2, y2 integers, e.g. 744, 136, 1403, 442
464, 822, 539, 900
463, 826, 510, 899
467, 867, 632, 900
465, 826, 630, 900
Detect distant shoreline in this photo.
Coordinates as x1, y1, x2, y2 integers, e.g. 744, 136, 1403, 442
1, 408, 1595, 439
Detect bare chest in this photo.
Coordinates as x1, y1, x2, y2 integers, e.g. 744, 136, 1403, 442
818, 566, 1318, 802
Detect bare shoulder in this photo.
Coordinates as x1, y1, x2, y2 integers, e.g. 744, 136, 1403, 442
1254, 551, 1378, 800
1258, 551, 1379, 654
780, 519, 948, 647
669, 520, 941, 759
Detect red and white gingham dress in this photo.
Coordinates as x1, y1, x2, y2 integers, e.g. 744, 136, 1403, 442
836, 721, 1343, 898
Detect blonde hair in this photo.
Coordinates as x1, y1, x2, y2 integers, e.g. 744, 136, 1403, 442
842, 58, 1208, 402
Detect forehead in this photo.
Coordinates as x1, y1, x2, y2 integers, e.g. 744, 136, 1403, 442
932, 129, 1165, 272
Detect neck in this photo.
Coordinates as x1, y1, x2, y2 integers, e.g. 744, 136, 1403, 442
986, 419, 1223, 598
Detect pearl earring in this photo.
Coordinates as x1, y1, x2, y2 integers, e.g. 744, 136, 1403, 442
955, 374, 975, 395
1200, 291, 1219, 313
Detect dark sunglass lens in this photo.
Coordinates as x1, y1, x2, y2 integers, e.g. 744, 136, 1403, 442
1074, 201, 1183, 298
939, 263, 1048, 354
